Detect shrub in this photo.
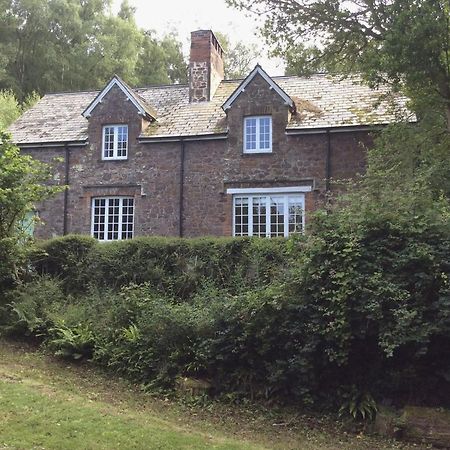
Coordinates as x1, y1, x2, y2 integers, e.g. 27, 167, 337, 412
284, 210, 450, 406
3, 222, 449, 409
33, 235, 97, 292
34, 236, 293, 298
47, 322, 95, 360
0, 277, 65, 338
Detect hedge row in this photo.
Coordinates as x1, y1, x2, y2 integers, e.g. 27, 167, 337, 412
2, 215, 450, 410
32, 235, 299, 298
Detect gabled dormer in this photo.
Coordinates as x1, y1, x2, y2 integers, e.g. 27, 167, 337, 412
222, 64, 294, 112
82, 75, 157, 120
222, 65, 295, 155
82, 75, 157, 161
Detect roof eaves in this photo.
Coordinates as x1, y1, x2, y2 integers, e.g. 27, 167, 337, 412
16, 139, 88, 148
222, 64, 294, 111
138, 132, 228, 143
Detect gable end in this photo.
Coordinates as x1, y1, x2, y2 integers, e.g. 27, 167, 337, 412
82, 75, 157, 120
222, 65, 294, 112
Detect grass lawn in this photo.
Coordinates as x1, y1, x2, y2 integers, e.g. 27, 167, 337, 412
0, 340, 425, 450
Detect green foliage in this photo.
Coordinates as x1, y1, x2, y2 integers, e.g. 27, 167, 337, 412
339, 388, 378, 422
0, 132, 61, 288
0, 90, 20, 128
34, 235, 97, 292
0, 277, 65, 337
0, 90, 39, 129
228, 0, 450, 124
34, 236, 292, 297
4, 222, 450, 409
47, 322, 94, 360
0, 0, 187, 99
215, 32, 260, 79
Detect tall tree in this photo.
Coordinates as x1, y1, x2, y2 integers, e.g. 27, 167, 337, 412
0, 0, 187, 98
227, 0, 450, 130
136, 31, 187, 85
215, 31, 260, 79
0, 90, 39, 129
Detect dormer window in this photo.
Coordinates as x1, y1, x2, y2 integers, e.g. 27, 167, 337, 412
102, 125, 128, 160
244, 116, 272, 153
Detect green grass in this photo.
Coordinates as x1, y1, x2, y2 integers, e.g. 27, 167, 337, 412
0, 340, 424, 450
0, 382, 254, 450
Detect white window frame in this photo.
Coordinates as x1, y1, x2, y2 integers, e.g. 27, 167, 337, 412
243, 116, 272, 154
91, 196, 134, 241
102, 124, 128, 160
231, 191, 306, 238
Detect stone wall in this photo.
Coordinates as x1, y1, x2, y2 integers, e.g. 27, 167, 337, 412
67, 85, 182, 237
20, 147, 66, 239
23, 78, 371, 240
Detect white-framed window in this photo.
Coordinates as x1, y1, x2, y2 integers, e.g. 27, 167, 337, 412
233, 193, 305, 237
91, 197, 134, 241
102, 125, 128, 160
243, 116, 272, 153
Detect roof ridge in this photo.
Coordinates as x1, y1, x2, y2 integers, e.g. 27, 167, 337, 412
44, 90, 100, 96
136, 83, 188, 90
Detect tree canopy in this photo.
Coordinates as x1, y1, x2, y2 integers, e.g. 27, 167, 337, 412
227, 0, 450, 129
0, 0, 187, 99
0, 90, 39, 129
215, 31, 260, 79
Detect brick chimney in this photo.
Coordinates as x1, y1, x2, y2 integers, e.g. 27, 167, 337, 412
189, 30, 225, 103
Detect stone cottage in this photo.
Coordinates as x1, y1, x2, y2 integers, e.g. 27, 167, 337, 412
8, 30, 408, 240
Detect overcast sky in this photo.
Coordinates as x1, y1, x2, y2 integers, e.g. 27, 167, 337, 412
111, 0, 284, 76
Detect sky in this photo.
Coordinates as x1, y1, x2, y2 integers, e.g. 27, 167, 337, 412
111, 0, 284, 76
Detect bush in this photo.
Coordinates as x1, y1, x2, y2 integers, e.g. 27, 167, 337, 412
3, 223, 450, 409
0, 277, 65, 338
34, 236, 294, 298
33, 235, 97, 292
284, 211, 450, 406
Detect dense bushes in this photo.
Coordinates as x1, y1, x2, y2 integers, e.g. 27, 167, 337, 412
33, 235, 293, 298
287, 211, 450, 406
2, 219, 450, 409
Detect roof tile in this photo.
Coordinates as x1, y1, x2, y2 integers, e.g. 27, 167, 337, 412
8, 74, 411, 145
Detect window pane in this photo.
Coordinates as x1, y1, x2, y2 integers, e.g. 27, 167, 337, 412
259, 117, 271, 150
93, 198, 106, 239
288, 197, 304, 234
270, 197, 284, 237
234, 193, 304, 238
245, 118, 257, 151
252, 196, 267, 237
234, 197, 249, 236
103, 127, 114, 158
117, 126, 128, 157
121, 198, 134, 239
103, 125, 128, 159
244, 117, 272, 152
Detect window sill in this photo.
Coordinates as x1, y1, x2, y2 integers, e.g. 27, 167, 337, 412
241, 151, 273, 157
99, 158, 129, 162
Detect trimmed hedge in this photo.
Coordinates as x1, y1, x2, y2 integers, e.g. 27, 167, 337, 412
33, 235, 297, 298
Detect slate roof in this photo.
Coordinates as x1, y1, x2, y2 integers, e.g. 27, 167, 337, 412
8, 73, 411, 145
